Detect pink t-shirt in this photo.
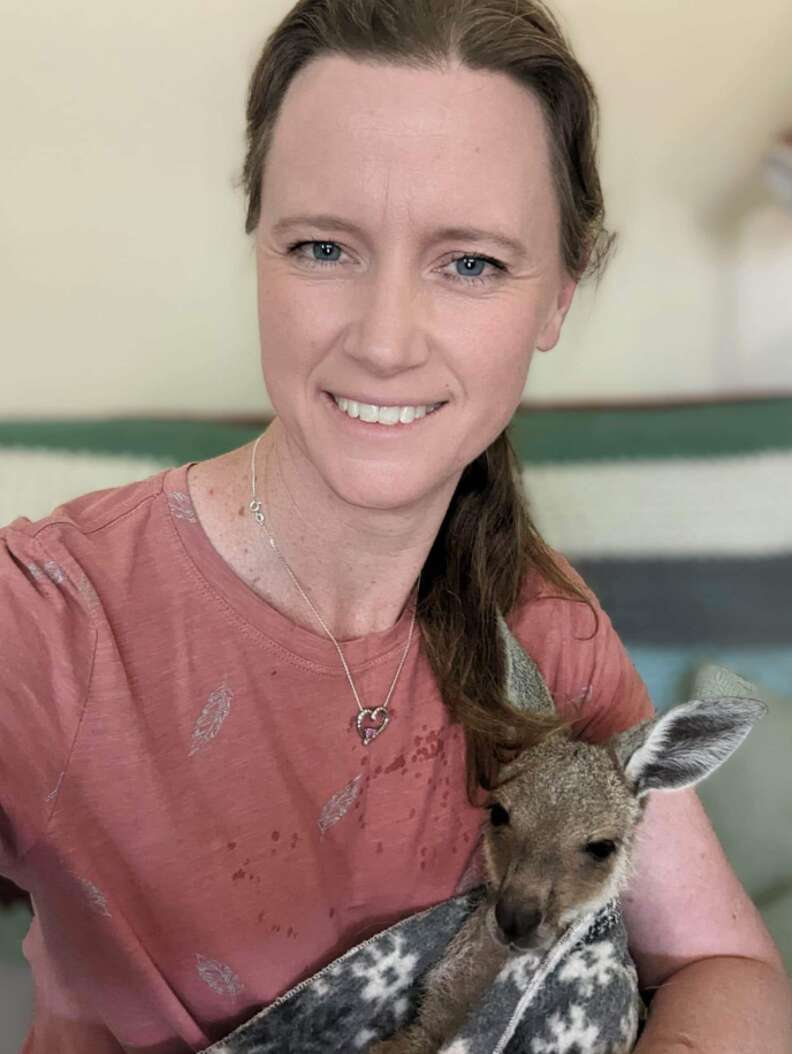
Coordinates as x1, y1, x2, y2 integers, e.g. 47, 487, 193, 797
0, 461, 653, 1054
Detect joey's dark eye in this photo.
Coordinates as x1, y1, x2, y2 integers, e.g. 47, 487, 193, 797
585, 839, 617, 861
489, 803, 510, 827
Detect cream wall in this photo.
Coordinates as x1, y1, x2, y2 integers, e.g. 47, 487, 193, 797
1, 0, 791, 417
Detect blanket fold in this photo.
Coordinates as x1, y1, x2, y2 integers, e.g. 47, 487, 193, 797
198, 885, 644, 1054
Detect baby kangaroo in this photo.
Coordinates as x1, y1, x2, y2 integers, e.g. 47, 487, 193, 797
369, 614, 766, 1054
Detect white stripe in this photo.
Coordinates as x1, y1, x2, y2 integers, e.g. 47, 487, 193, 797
522, 450, 792, 557
2, 446, 790, 558
0, 448, 171, 527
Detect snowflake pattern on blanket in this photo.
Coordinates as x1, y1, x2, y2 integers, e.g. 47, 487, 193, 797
197, 885, 644, 1054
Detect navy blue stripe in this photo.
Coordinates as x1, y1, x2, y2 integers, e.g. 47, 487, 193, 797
571, 556, 792, 646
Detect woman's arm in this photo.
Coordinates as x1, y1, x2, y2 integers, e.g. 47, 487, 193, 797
634, 956, 792, 1053
622, 785, 792, 1052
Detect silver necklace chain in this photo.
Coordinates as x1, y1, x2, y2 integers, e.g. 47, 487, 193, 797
247, 432, 420, 746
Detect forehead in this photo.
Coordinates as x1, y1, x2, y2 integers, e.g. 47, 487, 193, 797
262, 54, 560, 261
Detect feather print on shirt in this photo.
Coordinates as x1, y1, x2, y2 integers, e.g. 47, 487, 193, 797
77, 877, 112, 918
77, 570, 100, 610
168, 490, 198, 522
317, 774, 364, 837
189, 680, 234, 757
43, 560, 65, 584
195, 954, 245, 998
25, 559, 65, 585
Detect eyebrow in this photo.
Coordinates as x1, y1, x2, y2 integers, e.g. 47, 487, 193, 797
271, 213, 529, 260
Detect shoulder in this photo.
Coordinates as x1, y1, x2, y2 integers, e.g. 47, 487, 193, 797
1, 466, 169, 604
0, 518, 101, 865
29, 468, 166, 538
507, 548, 655, 741
0, 471, 170, 858
0, 464, 177, 678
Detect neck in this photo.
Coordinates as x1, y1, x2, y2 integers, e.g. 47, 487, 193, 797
244, 417, 461, 641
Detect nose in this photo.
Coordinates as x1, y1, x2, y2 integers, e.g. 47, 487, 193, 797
356, 262, 431, 374
494, 898, 543, 943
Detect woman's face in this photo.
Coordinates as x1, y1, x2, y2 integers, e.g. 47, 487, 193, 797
255, 55, 577, 513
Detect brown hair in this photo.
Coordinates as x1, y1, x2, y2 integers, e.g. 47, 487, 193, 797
238, 0, 613, 803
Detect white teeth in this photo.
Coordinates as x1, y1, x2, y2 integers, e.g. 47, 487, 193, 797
332, 394, 442, 426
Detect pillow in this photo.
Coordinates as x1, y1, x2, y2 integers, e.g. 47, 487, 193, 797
689, 662, 792, 975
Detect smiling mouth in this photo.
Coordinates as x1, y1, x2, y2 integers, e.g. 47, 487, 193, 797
322, 390, 447, 429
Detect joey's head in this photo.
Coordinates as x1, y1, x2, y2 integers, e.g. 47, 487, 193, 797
486, 611, 767, 957
481, 734, 641, 956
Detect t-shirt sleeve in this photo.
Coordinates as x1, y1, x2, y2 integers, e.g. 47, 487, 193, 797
510, 550, 655, 743
0, 521, 97, 879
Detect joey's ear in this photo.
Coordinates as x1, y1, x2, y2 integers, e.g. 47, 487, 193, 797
611, 696, 767, 799
495, 609, 556, 718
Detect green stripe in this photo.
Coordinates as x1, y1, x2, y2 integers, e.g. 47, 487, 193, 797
0, 419, 261, 463
0, 397, 790, 464
508, 398, 792, 463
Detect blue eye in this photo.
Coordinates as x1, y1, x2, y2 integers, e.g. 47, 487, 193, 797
447, 253, 505, 285
285, 240, 507, 287
292, 240, 343, 264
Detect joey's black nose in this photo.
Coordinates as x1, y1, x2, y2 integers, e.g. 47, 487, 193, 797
495, 899, 543, 942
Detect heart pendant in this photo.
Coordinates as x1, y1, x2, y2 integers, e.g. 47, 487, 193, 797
356, 707, 389, 746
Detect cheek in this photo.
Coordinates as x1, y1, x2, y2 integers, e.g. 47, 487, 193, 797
555, 859, 619, 910
257, 273, 315, 343
457, 345, 536, 458
461, 306, 539, 374
256, 278, 325, 387
456, 328, 538, 436
481, 831, 511, 882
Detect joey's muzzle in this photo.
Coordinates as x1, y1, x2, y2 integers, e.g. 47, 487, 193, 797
494, 897, 545, 946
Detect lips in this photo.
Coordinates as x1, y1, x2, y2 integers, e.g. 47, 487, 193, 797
324, 389, 447, 407
322, 389, 445, 430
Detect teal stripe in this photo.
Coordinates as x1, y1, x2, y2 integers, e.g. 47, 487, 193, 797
0, 397, 790, 464
508, 398, 792, 463
0, 419, 262, 463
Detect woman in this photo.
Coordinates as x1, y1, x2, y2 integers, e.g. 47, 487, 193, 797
1, 0, 789, 1051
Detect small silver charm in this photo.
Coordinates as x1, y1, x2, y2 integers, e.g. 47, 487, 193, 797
356, 707, 389, 745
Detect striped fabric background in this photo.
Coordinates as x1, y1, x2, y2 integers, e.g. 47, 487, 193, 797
0, 398, 790, 1032
1, 398, 790, 707
512, 399, 792, 649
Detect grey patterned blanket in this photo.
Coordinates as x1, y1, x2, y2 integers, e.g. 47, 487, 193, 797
198, 884, 644, 1054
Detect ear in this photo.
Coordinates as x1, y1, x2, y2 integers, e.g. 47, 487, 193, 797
611, 696, 767, 799
495, 609, 556, 717
536, 274, 578, 353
